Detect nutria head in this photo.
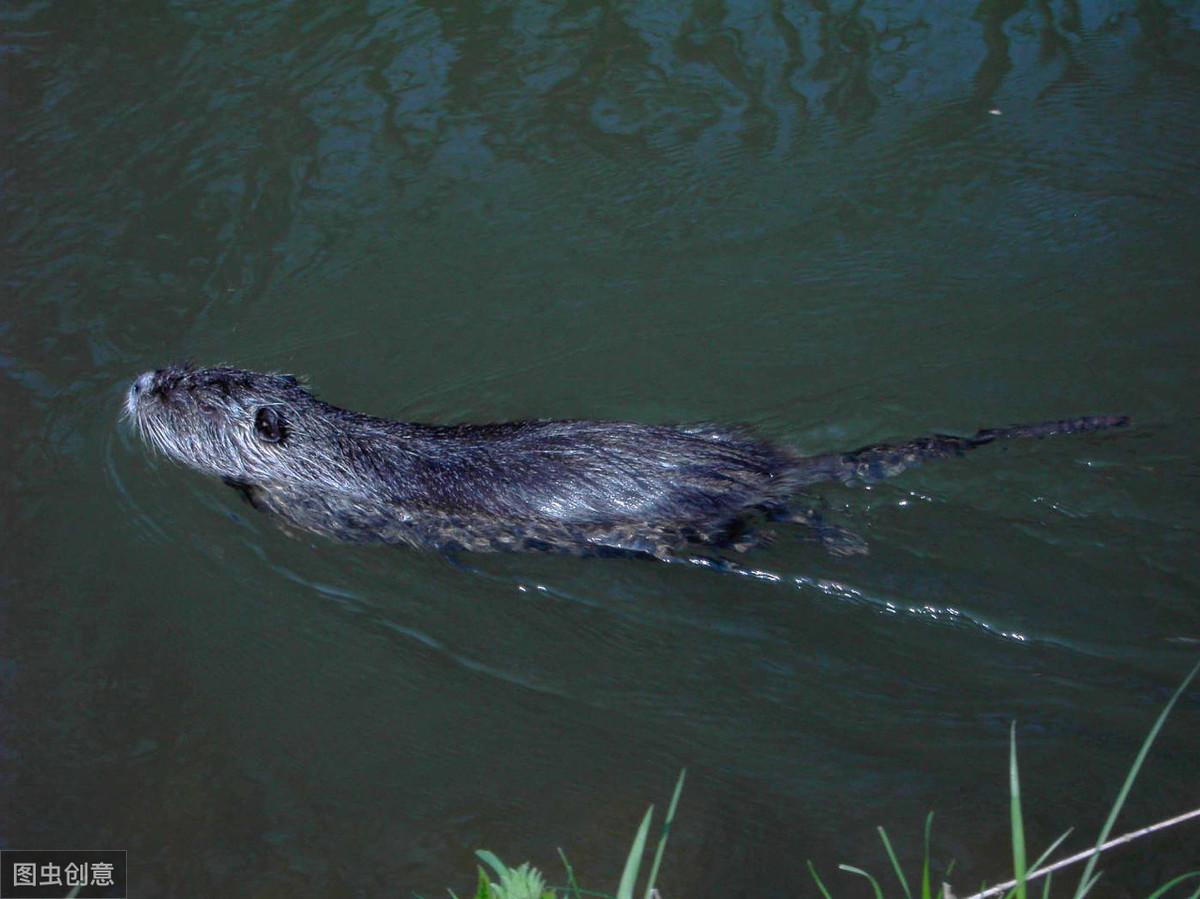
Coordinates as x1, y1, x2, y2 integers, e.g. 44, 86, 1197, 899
123, 364, 363, 492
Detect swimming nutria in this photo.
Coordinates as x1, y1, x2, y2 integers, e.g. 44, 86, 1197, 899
123, 364, 1128, 559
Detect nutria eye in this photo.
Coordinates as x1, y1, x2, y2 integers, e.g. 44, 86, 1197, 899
254, 407, 287, 444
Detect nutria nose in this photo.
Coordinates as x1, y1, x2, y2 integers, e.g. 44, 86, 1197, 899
124, 370, 159, 418
132, 371, 156, 395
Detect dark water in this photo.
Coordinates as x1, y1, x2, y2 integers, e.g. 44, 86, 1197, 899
4, 1, 1200, 896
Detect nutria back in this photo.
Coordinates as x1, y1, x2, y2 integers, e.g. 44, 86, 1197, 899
125, 364, 807, 556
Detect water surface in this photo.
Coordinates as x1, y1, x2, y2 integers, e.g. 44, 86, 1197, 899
3, 1, 1200, 895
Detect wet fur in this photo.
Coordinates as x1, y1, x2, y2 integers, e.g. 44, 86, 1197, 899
125, 364, 1128, 559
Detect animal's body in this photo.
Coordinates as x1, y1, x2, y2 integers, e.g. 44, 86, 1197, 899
124, 365, 1128, 559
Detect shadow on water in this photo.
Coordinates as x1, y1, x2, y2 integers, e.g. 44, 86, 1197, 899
5, 0, 1200, 895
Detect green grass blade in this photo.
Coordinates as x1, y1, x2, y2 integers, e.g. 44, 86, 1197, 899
1001, 830, 1070, 899
616, 806, 654, 899
935, 860, 956, 899
1027, 828, 1072, 879
557, 848, 583, 899
807, 861, 834, 899
1073, 659, 1200, 899
922, 812, 935, 899
1077, 870, 1102, 898
1144, 872, 1200, 899
474, 865, 492, 899
878, 825, 913, 899
1009, 723, 1028, 899
1039, 871, 1052, 899
643, 769, 686, 899
839, 864, 886, 899
476, 850, 508, 884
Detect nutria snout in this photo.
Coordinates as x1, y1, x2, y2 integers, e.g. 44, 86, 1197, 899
125, 364, 1128, 559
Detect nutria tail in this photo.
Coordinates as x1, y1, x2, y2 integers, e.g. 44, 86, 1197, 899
970, 415, 1130, 443
791, 414, 1130, 487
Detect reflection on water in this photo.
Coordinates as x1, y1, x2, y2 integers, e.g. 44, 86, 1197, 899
4, 1, 1200, 896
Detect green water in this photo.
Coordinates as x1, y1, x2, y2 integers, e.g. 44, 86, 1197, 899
4, 2, 1199, 896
